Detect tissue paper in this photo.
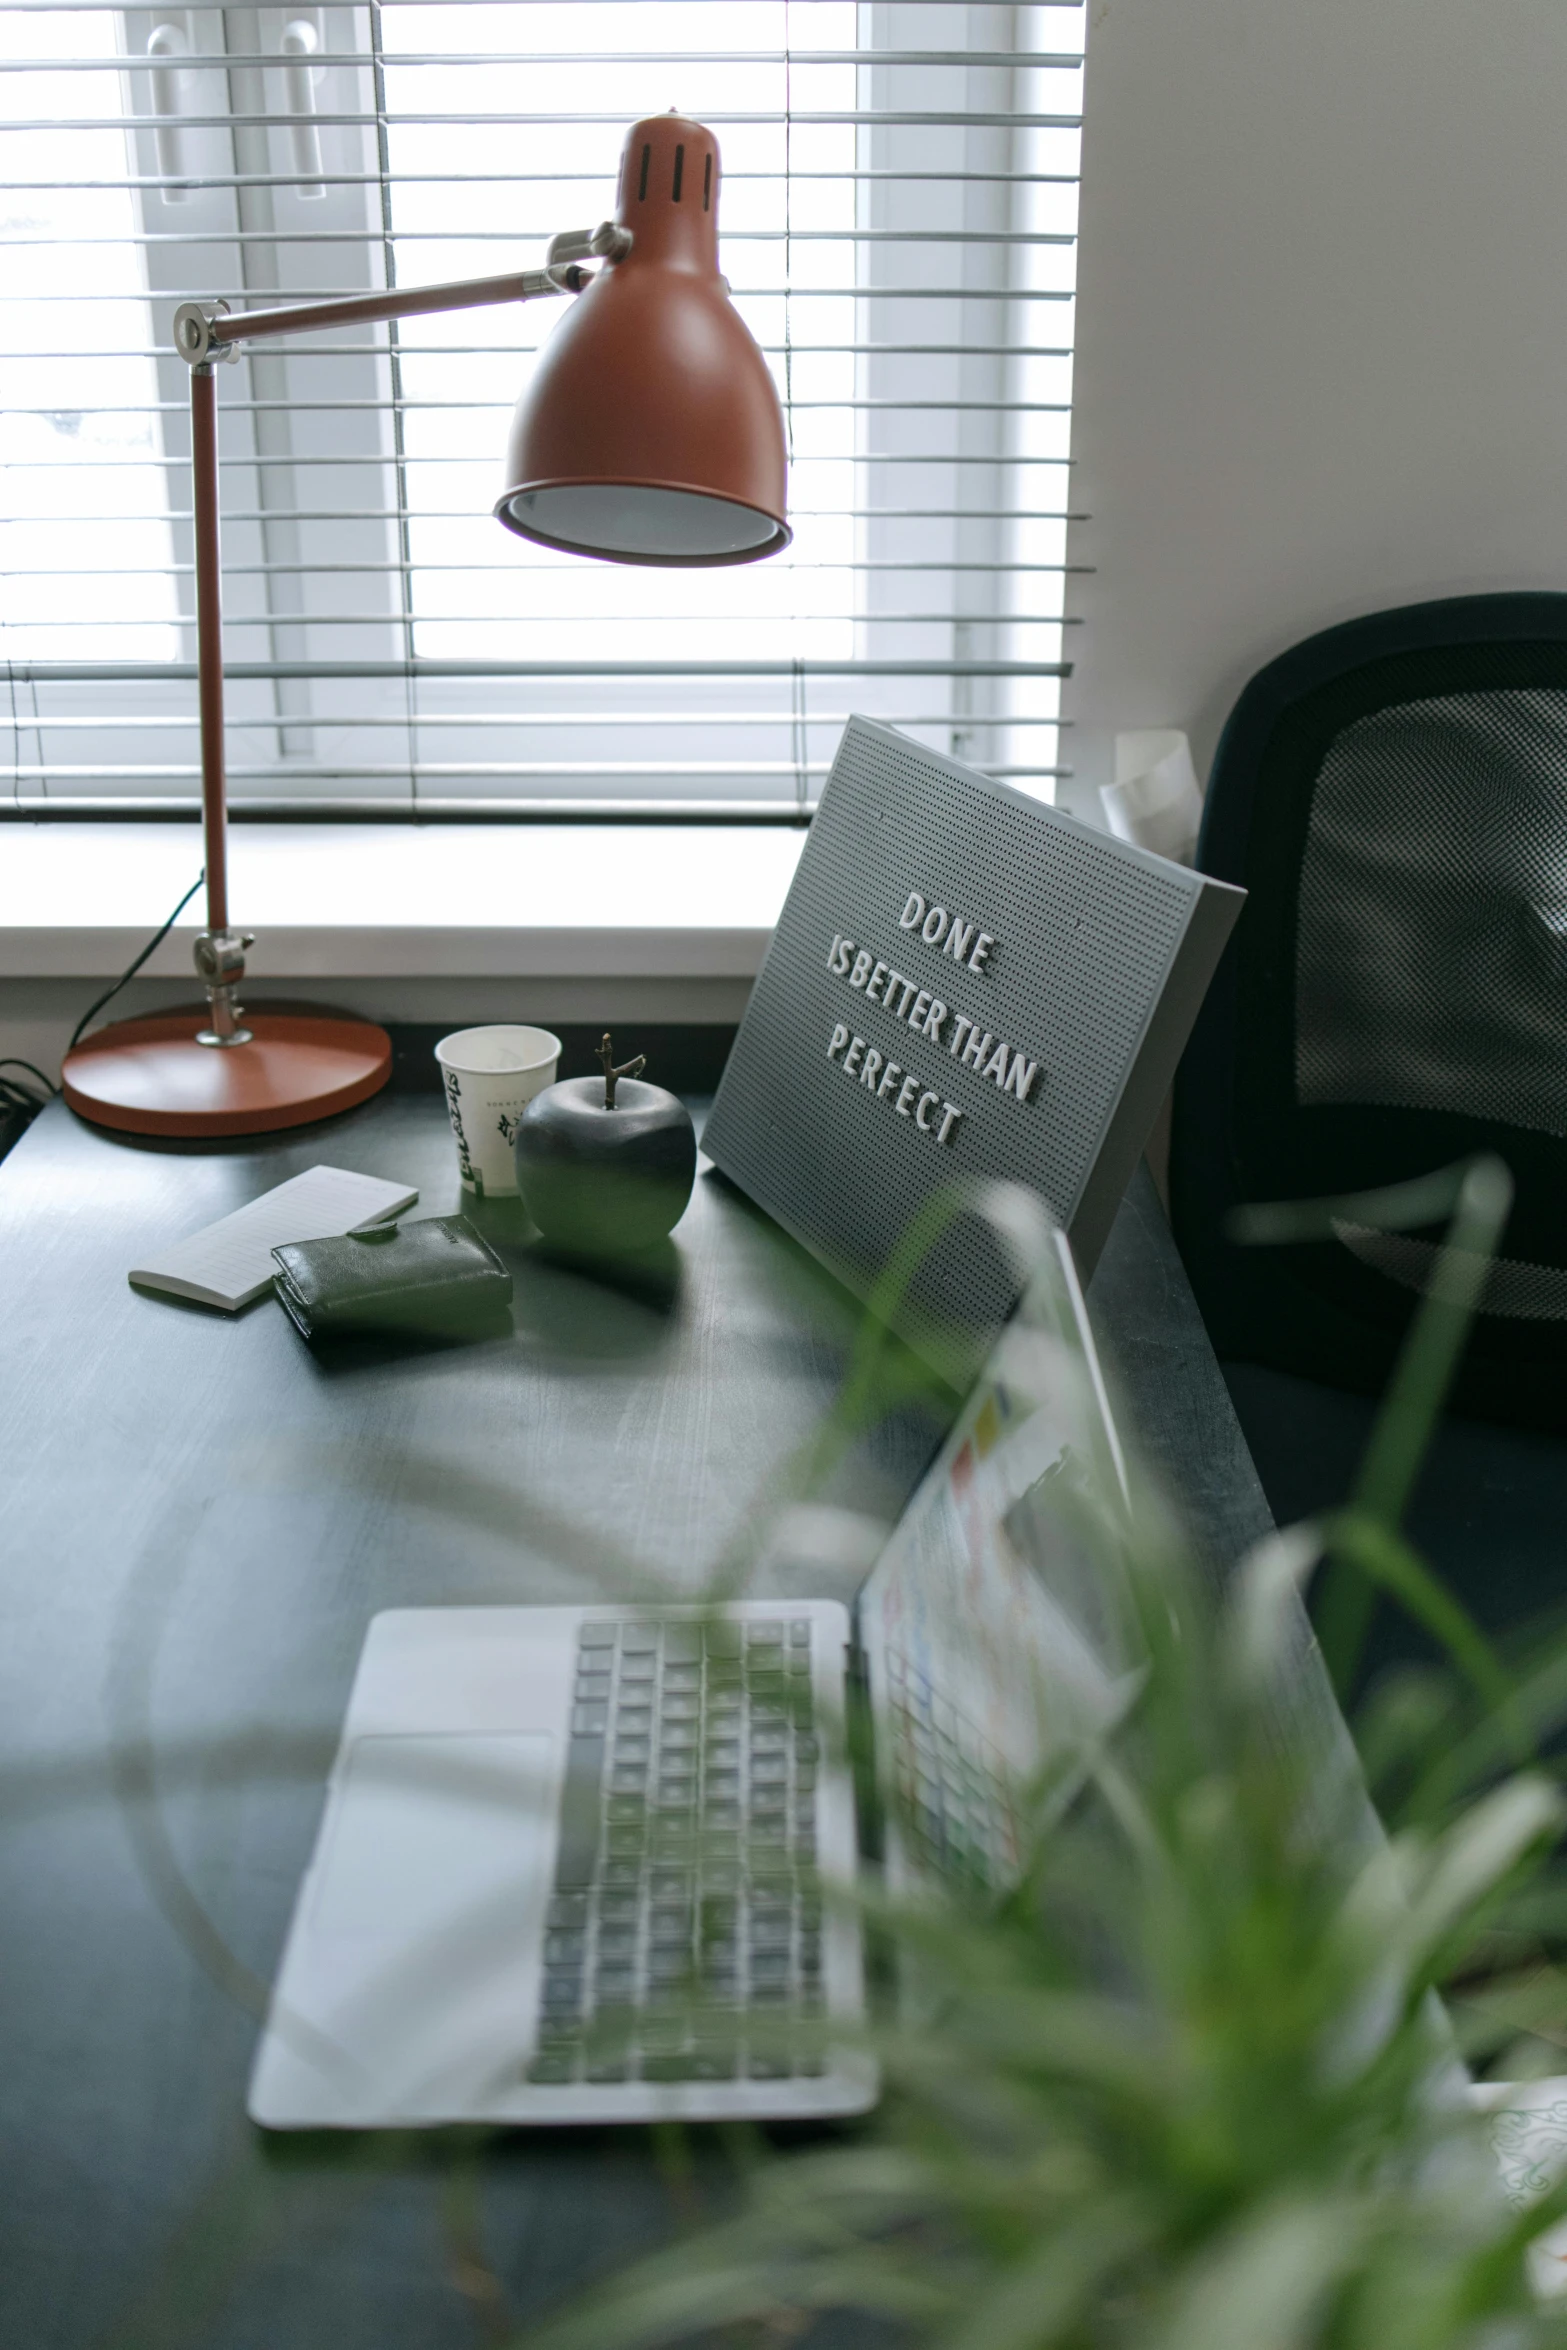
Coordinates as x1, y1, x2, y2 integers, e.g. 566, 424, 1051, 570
1100, 729, 1204, 865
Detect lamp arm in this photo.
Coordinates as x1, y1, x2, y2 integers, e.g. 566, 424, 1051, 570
173, 223, 630, 363
173, 221, 632, 1047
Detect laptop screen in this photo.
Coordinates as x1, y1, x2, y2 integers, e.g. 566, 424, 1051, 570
857, 1227, 1139, 1894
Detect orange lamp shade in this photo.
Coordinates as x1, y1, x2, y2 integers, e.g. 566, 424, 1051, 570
496, 114, 790, 567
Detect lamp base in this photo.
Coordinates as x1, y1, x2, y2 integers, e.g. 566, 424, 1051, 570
61, 1009, 393, 1139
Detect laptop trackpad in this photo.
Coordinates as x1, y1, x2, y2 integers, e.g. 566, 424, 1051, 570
313, 1733, 554, 1942
288, 1733, 554, 2118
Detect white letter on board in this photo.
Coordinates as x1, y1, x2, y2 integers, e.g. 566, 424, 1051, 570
899, 892, 925, 931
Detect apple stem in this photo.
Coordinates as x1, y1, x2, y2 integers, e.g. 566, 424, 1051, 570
597, 1030, 647, 1110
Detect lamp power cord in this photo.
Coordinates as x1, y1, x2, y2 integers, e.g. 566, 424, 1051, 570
69, 869, 206, 1054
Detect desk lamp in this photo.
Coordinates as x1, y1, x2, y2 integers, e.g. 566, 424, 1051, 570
62, 113, 789, 1137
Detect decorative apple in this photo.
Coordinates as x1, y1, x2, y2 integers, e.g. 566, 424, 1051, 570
513, 1033, 697, 1255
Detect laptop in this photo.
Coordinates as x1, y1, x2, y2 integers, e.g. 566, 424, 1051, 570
248, 1223, 1135, 2129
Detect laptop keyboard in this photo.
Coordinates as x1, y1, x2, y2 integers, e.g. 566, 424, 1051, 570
528, 1615, 826, 2086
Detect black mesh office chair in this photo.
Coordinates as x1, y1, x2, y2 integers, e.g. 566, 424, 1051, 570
1171, 593, 1567, 1438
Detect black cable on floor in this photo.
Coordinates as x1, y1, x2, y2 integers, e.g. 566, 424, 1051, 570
0, 1057, 57, 1100
0, 1058, 54, 1162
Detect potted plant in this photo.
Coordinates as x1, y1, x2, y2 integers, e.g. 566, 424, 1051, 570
514, 1156, 1567, 2350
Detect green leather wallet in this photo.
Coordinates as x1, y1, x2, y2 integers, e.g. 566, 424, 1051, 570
271, 1215, 512, 1343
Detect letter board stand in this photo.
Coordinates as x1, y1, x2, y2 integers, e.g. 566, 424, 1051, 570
702, 718, 1245, 1378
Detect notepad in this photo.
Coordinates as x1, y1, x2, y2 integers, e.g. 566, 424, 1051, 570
128, 1166, 420, 1312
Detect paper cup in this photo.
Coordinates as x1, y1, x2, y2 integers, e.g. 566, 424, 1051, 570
434, 1025, 562, 1198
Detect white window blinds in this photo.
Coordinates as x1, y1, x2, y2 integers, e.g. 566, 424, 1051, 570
1, 0, 1082, 819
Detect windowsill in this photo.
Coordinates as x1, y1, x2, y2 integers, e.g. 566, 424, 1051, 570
0, 822, 806, 980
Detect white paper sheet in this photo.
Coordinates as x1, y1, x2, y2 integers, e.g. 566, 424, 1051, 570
128, 1165, 418, 1310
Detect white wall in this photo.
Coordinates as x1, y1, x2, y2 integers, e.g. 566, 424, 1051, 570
1062, 0, 1567, 820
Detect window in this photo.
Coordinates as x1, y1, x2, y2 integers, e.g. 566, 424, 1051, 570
1, 1, 1082, 818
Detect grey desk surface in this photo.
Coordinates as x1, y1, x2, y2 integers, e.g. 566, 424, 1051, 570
0, 1087, 1274, 2350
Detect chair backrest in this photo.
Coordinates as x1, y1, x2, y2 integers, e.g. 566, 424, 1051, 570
1170, 593, 1567, 1433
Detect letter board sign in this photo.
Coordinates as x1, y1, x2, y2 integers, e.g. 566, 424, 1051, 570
701, 718, 1244, 1374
